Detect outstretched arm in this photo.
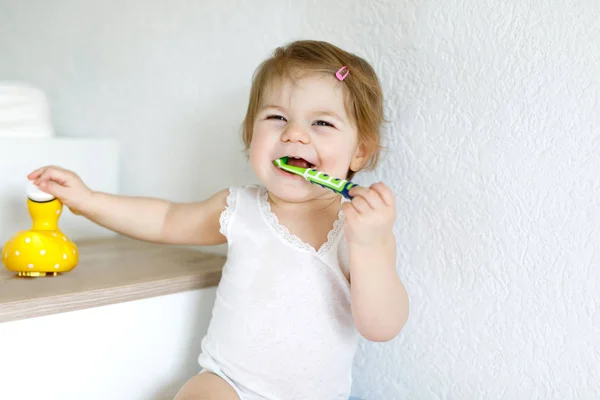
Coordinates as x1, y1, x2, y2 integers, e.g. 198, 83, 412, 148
29, 166, 228, 246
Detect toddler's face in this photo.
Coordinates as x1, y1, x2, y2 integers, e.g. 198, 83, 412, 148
249, 73, 365, 202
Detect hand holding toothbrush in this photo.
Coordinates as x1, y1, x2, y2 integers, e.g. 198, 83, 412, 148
273, 157, 396, 246
341, 182, 396, 247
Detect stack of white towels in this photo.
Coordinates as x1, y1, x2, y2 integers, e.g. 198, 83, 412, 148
0, 82, 54, 138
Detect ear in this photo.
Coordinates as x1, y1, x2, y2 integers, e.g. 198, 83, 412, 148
349, 142, 369, 172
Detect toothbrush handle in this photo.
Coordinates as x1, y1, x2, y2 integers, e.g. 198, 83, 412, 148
339, 181, 359, 200
308, 178, 359, 200
273, 159, 360, 200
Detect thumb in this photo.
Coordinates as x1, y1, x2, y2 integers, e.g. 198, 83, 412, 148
38, 180, 68, 199
341, 201, 356, 218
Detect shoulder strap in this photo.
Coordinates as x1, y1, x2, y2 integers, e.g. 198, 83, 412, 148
218, 184, 262, 241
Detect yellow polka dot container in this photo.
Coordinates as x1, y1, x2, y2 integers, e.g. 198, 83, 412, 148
2, 183, 78, 277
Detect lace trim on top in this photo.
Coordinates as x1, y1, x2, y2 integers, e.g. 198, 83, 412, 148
257, 185, 346, 255
219, 187, 237, 236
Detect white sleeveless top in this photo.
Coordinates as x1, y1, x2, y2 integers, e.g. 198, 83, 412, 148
197, 185, 358, 399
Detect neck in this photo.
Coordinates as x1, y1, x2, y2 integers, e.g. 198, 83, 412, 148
28, 198, 61, 231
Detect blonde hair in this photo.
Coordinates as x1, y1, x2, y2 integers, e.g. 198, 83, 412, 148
242, 40, 385, 178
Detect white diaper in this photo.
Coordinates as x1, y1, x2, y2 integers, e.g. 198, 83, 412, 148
198, 353, 246, 399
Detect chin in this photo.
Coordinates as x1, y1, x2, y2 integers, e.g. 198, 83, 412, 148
261, 174, 311, 203
272, 187, 315, 203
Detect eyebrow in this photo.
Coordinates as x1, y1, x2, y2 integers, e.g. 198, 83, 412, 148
260, 104, 286, 112
314, 110, 344, 121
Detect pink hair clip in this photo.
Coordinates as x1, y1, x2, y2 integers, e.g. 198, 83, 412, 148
335, 66, 349, 81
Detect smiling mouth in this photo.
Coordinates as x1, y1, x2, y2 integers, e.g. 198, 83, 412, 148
282, 156, 315, 169
274, 156, 316, 179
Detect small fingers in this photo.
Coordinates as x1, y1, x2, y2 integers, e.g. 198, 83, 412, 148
349, 193, 371, 214
34, 166, 70, 187
27, 166, 48, 180
341, 201, 360, 220
349, 185, 385, 210
41, 179, 68, 198
370, 182, 395, 207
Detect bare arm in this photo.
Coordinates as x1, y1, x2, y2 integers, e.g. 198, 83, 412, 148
344, 183, 409, 342
28, 165, 228, 246
80, 189, 228, 245
349, 234, 409, 342
159, 189, 229, 245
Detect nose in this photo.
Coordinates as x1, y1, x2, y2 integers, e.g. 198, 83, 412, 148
281, 122, 311, 144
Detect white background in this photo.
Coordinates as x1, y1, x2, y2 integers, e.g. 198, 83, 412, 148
1, 0, 599, 398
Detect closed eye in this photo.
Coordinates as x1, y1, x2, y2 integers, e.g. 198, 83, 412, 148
266, 115, 287, 122
313, 120, 335, 128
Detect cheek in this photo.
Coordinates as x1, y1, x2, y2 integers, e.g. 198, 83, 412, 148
248, 139, 262, 168
318, 149, 352, 178
248, 129, 272, 166
318, 137, 356, 170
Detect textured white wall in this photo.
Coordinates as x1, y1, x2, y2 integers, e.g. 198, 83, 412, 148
1, 1, 599, 399
345, 2, 600, 399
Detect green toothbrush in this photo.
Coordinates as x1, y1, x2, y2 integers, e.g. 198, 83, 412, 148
273, 156, 359, 199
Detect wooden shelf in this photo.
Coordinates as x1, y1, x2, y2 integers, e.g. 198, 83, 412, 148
0, 235, 225, 323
